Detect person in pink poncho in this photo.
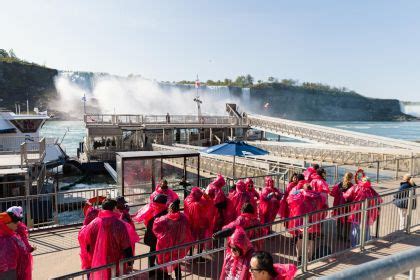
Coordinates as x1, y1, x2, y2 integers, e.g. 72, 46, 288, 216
329, 172, 353, 241
343, 177, 382, 247
7, 206, 36, 254
309, 168, 330, 207
133, 194, 168, 272
153, 199, 193, 280
303, 163, 319, 182
206, 174, 235, 232
0, 211, 32, 280
258, 177, 282, 224
84, 199, 134, 279
278, 174, 304, 219
220, 226, 254, 280
287, 183, 325, 263
218, 203, 265, 251
78, 207, 100, 270
150, 179, 180, 206
249, 251, 297, 280
184, 187, 215, 248
245, 178, 260, 202
230, 180, 257, 218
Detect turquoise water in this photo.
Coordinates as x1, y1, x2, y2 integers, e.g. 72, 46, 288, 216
40, 120, 420, 156
40, 121, 85, 156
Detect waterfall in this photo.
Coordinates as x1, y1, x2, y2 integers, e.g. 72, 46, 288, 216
400, 101, 420, 117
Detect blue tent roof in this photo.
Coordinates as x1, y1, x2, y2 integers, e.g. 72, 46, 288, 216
202, 141, 268, 157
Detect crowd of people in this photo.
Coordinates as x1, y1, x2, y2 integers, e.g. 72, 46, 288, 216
1, 164, 416, 280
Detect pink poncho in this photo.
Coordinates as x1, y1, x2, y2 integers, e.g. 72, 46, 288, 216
153, 211, 193, 272
184, 187, 215, 241
78, 208, 100, 269
150, 185, 180, 206
258, 177, 282, 224
272, 263, 298, 280
344, 180, 382, 225
0, 221, 32, 280
223, 213, 265, 251
84, 210, 132, 279
220, 227, 253, 280
229, 180, 256, 218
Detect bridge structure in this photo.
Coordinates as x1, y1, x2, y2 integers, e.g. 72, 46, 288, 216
245, 113, 420, 151
80, 104, 420, 177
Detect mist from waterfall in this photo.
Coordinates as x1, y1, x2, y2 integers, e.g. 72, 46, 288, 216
400, 102, 420, 117
52, 72, 250, 118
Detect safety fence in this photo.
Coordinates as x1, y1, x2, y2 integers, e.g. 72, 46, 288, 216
3, 172, 287, 230
320, 247, 420, 280
321, 156, 420, 186
50, 186, 419, 280
84, 114, 236, 126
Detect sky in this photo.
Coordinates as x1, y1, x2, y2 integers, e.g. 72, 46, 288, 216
1, 0, 420, 101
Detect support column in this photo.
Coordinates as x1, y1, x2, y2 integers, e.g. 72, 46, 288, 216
209, 128, 213, 145
230, 127, 233, 139
162, 128, 165, 144
187, 129, 190, 145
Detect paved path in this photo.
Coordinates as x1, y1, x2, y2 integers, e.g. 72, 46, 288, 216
302, 230, 420, 279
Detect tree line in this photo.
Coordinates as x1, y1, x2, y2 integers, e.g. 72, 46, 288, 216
176, 75, 357, 95
0, 48, 43, 67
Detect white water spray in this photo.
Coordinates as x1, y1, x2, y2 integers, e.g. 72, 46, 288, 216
53, 73, 244, 118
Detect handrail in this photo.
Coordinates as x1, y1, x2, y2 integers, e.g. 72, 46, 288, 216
49, 185, 420, 279
320, 247, 420, 280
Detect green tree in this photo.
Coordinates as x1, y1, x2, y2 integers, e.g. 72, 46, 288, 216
245, 74, 254, 86
267, 76, 278, 83
0, 49, 9, 58
281, 79, 298, 86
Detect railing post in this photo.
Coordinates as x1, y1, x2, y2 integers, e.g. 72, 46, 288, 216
360, 199, 368, 251
376, 161, 380, 184
405, 188, 415, 234
54, 184, 59, 225
410, 154, 414, 176
395, 159, 399, 180
301, 214, 309, 273
334, 164, 338, 183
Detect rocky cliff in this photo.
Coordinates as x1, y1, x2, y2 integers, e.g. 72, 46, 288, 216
0, 61, 57, 111
249, 84, 413, 121
0, 62, 416, 121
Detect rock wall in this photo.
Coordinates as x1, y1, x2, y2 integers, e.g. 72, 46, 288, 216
249, 86, 414, 121
0, 61, 57, 111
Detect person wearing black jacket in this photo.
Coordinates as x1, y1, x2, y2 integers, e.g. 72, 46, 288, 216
393, 174, 417, 230
144, 194, 169, 271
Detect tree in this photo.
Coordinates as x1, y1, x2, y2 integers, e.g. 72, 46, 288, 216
234, 75, 247, 87
223, 78, 232, 86
267, 76, 278, 83
281, 79, 298, 86
0, 49, 9, 58
245, 74, 254, 86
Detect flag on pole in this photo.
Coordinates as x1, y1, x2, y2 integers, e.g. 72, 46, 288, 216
195, 76, 200, 89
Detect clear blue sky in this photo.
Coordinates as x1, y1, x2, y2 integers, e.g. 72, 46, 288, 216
1, 0, 420, 101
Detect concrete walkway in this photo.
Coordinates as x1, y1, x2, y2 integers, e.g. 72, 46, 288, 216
303, 230, 420, 279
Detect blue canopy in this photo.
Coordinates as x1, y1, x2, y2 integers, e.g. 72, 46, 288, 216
203, 141, 268, 157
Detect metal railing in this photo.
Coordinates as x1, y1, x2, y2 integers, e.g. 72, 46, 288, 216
84, 114, 236, 126
320, 247, 420, 280
0, 187, 118, 230
50, 186, 420, 280
322, 156, 420, 185
20, 137, 46, 167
